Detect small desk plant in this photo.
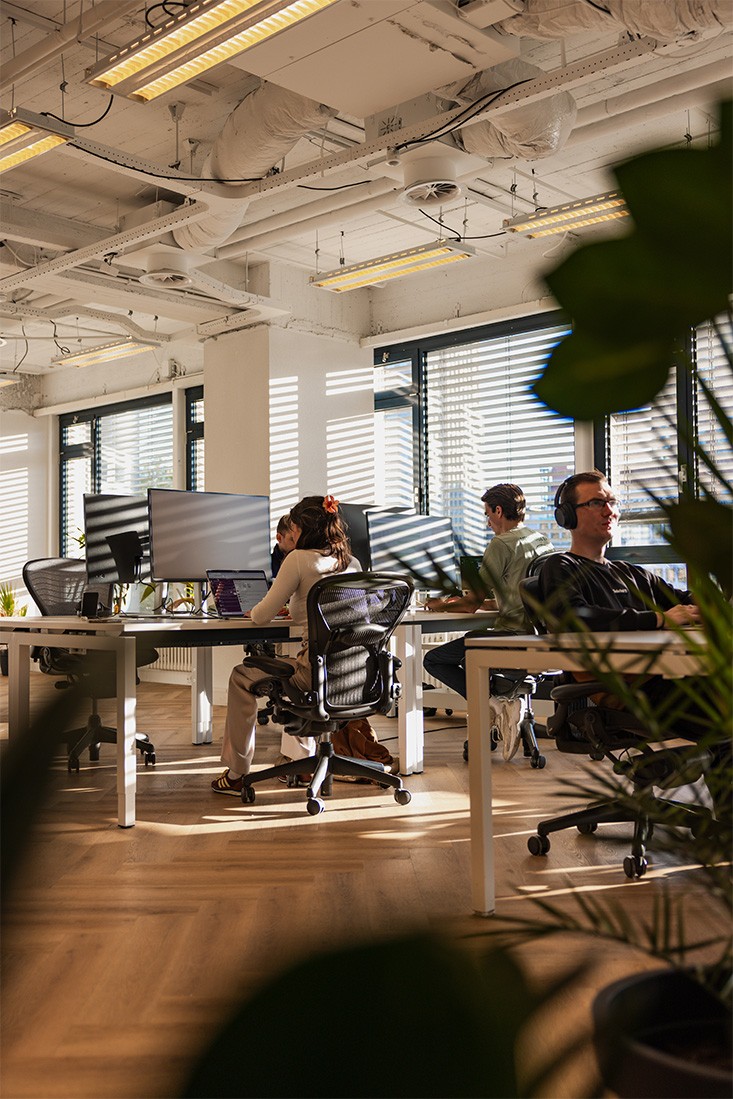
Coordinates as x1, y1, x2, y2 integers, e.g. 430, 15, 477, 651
0, 581, 26, 676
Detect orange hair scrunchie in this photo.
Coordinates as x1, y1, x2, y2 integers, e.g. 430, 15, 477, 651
322, 494, 339, 514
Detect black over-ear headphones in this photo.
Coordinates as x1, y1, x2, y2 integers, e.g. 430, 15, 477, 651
554, 478, 577, 530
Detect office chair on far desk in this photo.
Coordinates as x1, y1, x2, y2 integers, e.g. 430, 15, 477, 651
240, 573, 413, 816
519, 569, 711, 878
22, 558, 158, 772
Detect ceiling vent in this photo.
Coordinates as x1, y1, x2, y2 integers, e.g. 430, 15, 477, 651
138, 250, 194, 289
400, 153, 462, 207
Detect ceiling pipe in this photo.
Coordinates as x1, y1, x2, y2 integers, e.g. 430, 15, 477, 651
216, 188, 403, 261
221, 178, 398, 249
0, 0, 141, 94
567, 77, 731, 147
573, 58, 732, 127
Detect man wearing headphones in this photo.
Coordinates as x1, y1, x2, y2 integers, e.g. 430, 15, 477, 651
541, 470, 700, 633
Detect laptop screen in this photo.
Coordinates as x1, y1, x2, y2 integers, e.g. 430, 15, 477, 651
207, 570, 270, 617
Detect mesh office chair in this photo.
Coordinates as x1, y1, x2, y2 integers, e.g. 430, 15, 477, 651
22, 558, 157, 772
240, 573, 413, 815
519, 570, 710, 878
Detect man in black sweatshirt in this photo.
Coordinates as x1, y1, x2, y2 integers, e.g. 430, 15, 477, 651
540, 470, 707, 741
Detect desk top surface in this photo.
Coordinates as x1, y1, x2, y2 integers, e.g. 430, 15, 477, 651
465, 630, 704, 653
0, 615, 294, 634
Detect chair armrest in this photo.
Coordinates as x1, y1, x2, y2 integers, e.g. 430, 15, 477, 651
551, 680, 605, 702
242, 655, 296, 679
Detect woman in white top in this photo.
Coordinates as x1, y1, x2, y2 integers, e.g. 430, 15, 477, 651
212, 494, 359, 795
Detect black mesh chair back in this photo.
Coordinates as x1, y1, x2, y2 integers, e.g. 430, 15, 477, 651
21, 558, 156, 771
23, 557, 110, 618
307, 573, 412, 720
241, 572, 413, 815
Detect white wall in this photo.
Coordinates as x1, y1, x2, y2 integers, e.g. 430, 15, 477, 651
0, 410, 50, 605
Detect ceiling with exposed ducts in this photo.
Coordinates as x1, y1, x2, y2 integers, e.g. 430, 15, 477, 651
0, 0, 731, 375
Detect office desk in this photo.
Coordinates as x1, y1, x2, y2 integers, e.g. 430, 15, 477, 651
464, 631, 706, 917
394, 608, 489, 774
1, 615, 295, 828
1, 609, 481, 825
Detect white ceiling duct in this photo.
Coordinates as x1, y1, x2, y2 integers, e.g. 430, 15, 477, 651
442, 58, 577, 160
496, 0, 727, 39
172, 83, 337, 253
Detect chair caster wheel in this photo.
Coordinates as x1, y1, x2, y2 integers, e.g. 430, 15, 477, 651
623, 854, 648, 878
307, 798, 324, 816
241, 785, 256, 804
528, 834, 550, 856
68, 756, 80, 774
463, 740, 468, 762
490, 728, 498, 751
257, 712, 269, 725
445, 708, 453, 716
394, 789, 411, 806
423, 706, 437, 717
530, 754, 547, 769
577, 821, 598, 834
143, 751, 156, 766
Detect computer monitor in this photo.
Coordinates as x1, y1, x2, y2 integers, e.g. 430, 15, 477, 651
148, 488, 271, 583
459, 554, 484, 593
83, 494, 151, 583
367, 512, 458, 590
339, 504, 415, 571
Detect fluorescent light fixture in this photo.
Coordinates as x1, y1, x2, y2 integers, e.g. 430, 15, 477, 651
85, 0, 340, 102
0, 108, 74, 175
0, 375, 19, 387
503, 190, 630, 239
311, 240, 476, 293
52, 339, 159, 368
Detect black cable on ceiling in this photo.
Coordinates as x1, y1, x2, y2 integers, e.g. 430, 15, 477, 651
42, 95, 114, 128
394, 79, 533, 154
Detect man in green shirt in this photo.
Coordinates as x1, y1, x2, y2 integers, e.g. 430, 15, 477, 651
423, 482, 553, 703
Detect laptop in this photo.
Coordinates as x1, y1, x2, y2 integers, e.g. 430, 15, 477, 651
207, 569, 270, 618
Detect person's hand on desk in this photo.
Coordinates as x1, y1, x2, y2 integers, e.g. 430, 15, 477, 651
657, 604, 701, 629
426, 594, 495, 613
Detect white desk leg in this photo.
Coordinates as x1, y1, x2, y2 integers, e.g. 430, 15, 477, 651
116, 636, 138, 828
466, 652, 495, 916
191, 646, 213, 745
395, 621, 424, 775
8, 634, 30, 735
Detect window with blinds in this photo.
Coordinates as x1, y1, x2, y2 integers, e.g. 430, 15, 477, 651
604, 316, 733, 585
60, 395, 173, 556
695, 315, 733, 503
374, 313, 575, 554
186, 385, 205, 491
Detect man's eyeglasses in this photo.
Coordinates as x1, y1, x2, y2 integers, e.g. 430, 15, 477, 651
576, 497, 620, 511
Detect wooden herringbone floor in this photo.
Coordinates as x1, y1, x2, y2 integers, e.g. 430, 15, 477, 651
0, 676, 713, 1099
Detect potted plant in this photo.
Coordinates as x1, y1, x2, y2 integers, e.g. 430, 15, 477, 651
0, 581, 27, 675
512, 98, 732, 1096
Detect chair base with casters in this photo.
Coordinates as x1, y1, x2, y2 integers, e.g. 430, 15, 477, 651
463, 670, 560, 769
526, 679, 712, 878
242, 733, 410, 817
49, 674, 156, 772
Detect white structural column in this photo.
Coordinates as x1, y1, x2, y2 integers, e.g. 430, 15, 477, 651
394, 620, 424, 774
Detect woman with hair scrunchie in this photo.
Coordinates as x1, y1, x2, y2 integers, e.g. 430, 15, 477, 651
212, 494, 359, 795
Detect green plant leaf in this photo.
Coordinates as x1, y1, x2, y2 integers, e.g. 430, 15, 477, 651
544, 234, 729, 341
615, 143, 733, 287
532, 329, 672, 419
662, 498, 733, 596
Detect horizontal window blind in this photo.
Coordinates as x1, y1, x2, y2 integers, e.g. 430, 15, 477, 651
695, 316, 733, 502
425, 321, 574, 554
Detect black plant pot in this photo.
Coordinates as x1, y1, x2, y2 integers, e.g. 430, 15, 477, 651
593, 969, 732, 1098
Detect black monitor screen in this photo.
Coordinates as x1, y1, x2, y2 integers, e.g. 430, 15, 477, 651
148, 489, 270, 583
84, 494, 150, 583
367, 512, 457, 590
340, 504, 415, 572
